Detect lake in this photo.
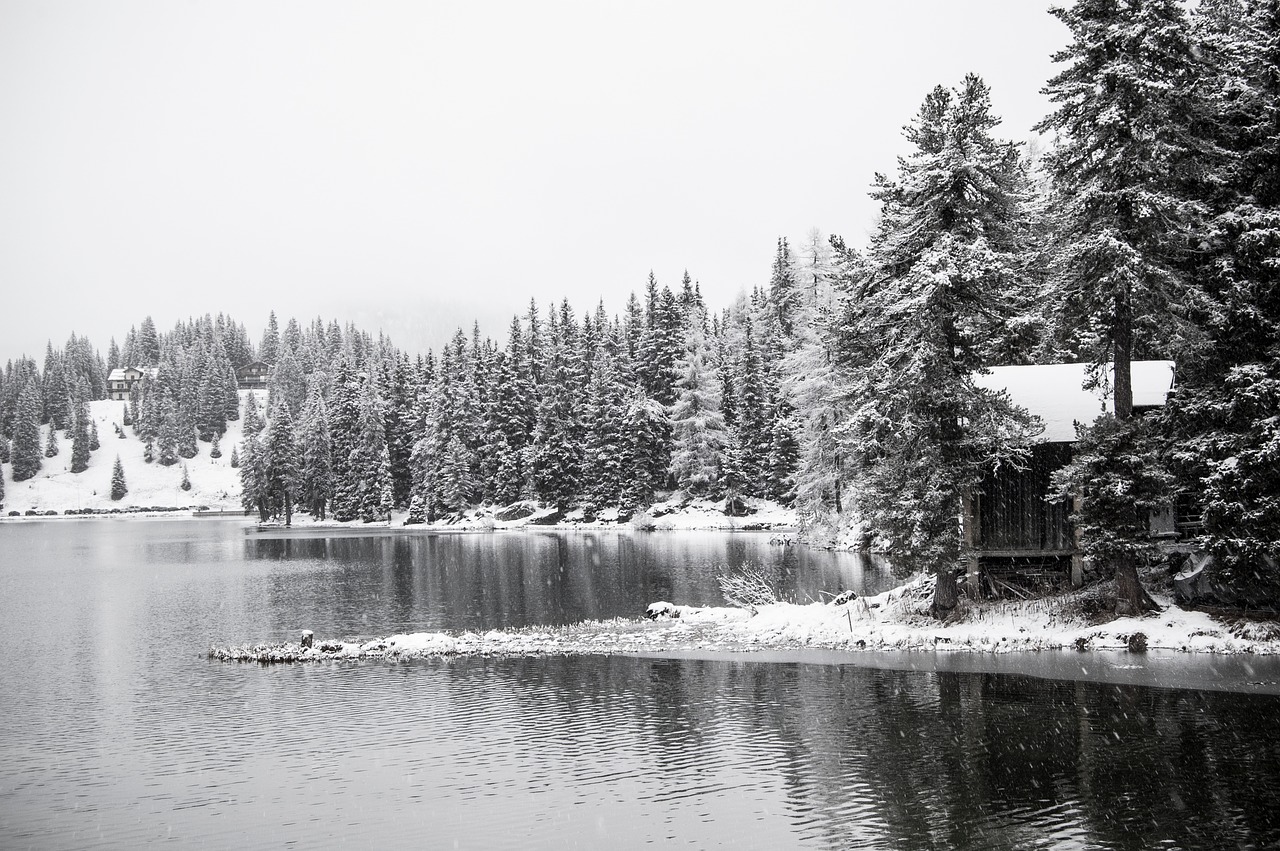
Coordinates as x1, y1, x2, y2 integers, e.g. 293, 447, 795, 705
1, 519, 1278, 849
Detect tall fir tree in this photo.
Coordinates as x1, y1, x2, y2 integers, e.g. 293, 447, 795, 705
1036, 0, 1207, 612
298, 383, 333, 520
528, 351, 581, 512
328, 360, 364, 522
668, 315, 727, 496
69, 384, 91, 474
10, 381, 40, 481
837, 75, 1039, 616
1159, 0, 1280, 601
239, 433, 268, 521
263, 402, 300, 524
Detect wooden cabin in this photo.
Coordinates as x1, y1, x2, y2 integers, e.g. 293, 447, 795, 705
106, 366, 157, 401
963, 361, 1176, 593
235, 360, 271, 389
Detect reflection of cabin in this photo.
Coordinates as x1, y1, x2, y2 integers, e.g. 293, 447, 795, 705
107, 366, 158, 401
964, 361, 1175, 592
235, 361, 271, 389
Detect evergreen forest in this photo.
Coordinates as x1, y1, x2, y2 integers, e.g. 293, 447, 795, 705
1, 0, 1276, 614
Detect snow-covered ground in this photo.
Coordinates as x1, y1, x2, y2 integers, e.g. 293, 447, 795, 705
2, 414, 798, 530
257, 493, 798, 532
1, 397, 246, 515
210, 572, 1280, 665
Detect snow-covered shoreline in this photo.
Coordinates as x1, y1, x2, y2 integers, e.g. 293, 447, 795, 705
259, 494, 796, 533
209, 573, 1280, 673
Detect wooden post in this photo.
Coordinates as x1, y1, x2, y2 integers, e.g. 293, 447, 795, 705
962, 488, 981, 595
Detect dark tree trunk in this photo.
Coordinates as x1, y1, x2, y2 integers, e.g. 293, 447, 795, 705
1113, 559, 1159, 615
932, 565, 960, 618
1113, 293, 1133, 420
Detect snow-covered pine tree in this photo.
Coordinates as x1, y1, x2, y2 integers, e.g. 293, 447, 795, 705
229, 443, 239, 468
259, 311, 280, 365
668, 312, 727, 496
482, 316, 536, 505
528, 350, 581, 512
297, 382, 332, 520
355, 369, 393, 522
268, 348, 306, 418
621, 392, 669, 512
44, 422, 59, 458
1052, 416, 1173, 613
42, 345, 71, 431
110, 455, 127, 500
1158, 0, 1280, 601
384, 355, 420, 508
180, 463, 192, 492
137, 316, 160, 366
1036, 0, 1207, 612
221, 356, 241, 422
765, 396, 800, 504
175, 390, 199, 460
156, 395, 179, 466
327, 360, 363, 522
69, 385, 91, 473
731, 318, 770, 495
783, 233, 858, 529
242, 391, 264, 434
837, 75, 1040, 616
263, 401, 299, 524
581, 334, 629, 511
767, 238, 798, 341
438, 434, 475, 513
196, 363, 226, 442
239, 434, 267, 520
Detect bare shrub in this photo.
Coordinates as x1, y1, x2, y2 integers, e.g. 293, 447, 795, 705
717, 562, 788, 613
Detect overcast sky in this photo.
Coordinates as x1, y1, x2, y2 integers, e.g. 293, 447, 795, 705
0, 0, 1066, 362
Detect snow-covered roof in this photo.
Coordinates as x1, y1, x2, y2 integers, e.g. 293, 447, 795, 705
107, 366, 157, 382
972, 361, 1175, 443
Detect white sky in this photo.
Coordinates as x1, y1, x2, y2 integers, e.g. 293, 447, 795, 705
0, 0, 1066, 361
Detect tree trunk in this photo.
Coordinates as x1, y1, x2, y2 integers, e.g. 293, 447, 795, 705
1113, 559, 1159, 616
1113, 293, 1133, 421
932, 565, 960, 619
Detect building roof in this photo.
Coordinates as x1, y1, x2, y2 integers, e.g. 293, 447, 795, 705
107, 366, 157, 382
972, 361, 1175, 443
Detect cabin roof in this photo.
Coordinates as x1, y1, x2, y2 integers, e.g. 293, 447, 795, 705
107, 366, 156, 382
973, 361, 1175, 443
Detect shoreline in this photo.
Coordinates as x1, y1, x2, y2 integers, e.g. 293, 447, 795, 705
208, 574, 1280, 674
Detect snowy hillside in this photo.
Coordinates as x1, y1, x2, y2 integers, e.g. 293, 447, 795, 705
2, 397, 247, 515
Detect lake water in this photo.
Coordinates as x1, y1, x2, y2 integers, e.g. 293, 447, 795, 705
1, 519, 1278, 850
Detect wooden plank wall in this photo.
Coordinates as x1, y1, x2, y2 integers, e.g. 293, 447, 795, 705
976, 444, 1073, 552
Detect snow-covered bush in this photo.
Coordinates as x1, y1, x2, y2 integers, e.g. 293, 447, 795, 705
717, 563, 787, 613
